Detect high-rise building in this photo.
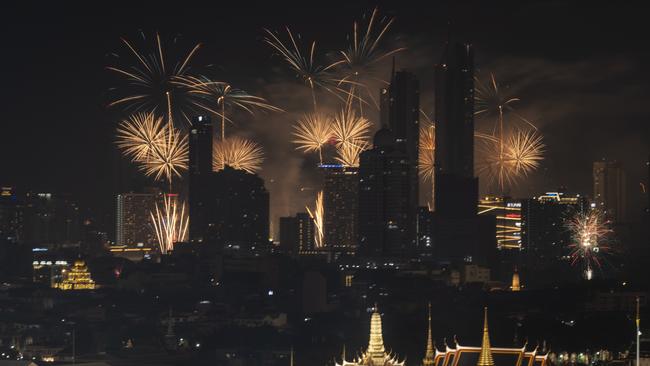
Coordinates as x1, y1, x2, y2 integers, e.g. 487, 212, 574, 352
386, 70, 420, 248
116, 192, 157, 247
593, 160, 626, 223
0, 186, 21, 244
358, 129, 411, 257
204, 166, 270, 249
189, 115, 213, 243
322, 164, 358, 256
21, 192, 81, 248
279, 212, 315, 256
478, 196, 522, 250
521, 191, 588, 267
434, 42, 477, 217
417, 207, 434, 250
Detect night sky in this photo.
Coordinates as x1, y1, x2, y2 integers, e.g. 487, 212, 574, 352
2, 1, 648, 235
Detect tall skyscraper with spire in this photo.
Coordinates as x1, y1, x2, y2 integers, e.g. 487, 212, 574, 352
188, 115, 213, 243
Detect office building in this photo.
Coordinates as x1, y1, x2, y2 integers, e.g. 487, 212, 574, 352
478, 196, 522, 250
279, 212, 315, 256
189, 115, 213, 242
593, 160, 626, 223
322, 164, 358, 256
116, 192, 158, 247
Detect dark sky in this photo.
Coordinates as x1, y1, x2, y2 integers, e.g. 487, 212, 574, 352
2, 1, 648, 234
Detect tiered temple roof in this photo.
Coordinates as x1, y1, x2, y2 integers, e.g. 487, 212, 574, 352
53, 260, 96, 290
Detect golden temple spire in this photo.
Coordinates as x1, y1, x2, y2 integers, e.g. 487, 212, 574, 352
511, 267, 521, 292
368, 304, 387, 364
423, 302, 436, 366
342, 344, 346, 363
290, 346, 294, 366
477, 307, 495, 366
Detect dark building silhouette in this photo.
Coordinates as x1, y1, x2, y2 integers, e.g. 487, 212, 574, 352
417, 206, 434, 250
0, 186, 21, 244
188, 115, 213, 243
322, 164, 358, 257
358, 129, 411, 257
204, 166, 270, 249
593, 160, 626, 224
279, 212, 315, 257
20, 192, 81, 248
386, 69, 420, 249
431, 41, 494, 265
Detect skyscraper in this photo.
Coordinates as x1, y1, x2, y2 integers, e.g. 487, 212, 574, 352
0, 186, 21, 244
434, 42, 477, 217
188, 115, 213, 242
204, 166, 270, 249
387, 70, 420, 248
478, 196, 522, 250
358, 129, 411, 257
279, 212, 315, 256
116, 192, 157, 247
593, 160, 626, 223
322, 164, 358, 256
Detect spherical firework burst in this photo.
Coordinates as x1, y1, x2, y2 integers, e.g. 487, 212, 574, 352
212, 136, 264, 174
565, 209, 614, 280
292, 113, 333, 164
263, 28, 343, 111
336, 7, 406, 112
140, 123, 189, 186
331, 104, 372, 150
107, 32, 201, 125
306, 190, 325, 248
477, 129, 544, 192
474, 73, 536, 132
335, 139, 370, 167
116, 112, 166, 162
174, 75, 282, 140
150, 194, 189, 255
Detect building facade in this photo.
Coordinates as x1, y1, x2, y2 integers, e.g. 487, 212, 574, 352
593, 160, 626, 223
116, 192, 157, 247
322, 164, 358, 256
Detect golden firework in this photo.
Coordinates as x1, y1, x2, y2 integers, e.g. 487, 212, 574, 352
335, 139, 369, 167
140, 123, 189, 185
418, 118, 435, 182
174, 75, 282, 140
292, 113, 333, 164
212, 136, 264, 174
566, 209, 613, 279
306, 191, 325, 248
331, 104, 372, 150
150, 194, 189, 255
116, 112, 166, 162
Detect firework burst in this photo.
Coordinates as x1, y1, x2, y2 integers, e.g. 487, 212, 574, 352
335, 139, 370, 167
107, 32, 201, 124
336, 7, 406, 112
477, 129, 544, 191
292, 113, 333, 164
150, 194, 189, 255
331, 104, 372, 150
418, 117, 435, 182
116, 112, 166, 162
566, 209, 614, 279
140, 123, 189, 185
212, 136, 264, 174
474, 73, 536, 132
306, 191, 325, 248
174, 75, 282, 140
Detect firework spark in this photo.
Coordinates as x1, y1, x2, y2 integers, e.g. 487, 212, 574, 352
335, 139, 369, 167
140, 123, 189, 185
331, 104, 372, 150
566, 209, 613, 279
212, 136, 264, 174
107, 32, 201, 124
336, 7, 406, 112
150, 194, 189, 255
292, 113, 333, 164
116, 112, 166, 162
174, 75, 282, 140
306, 191, 325, 248
474, 73, 536, 131
477, 129, 544, 191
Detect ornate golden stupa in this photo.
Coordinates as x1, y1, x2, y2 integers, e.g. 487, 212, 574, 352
511, 268, 521, 292
337, 305, 405, 366
53, 260, 96, 290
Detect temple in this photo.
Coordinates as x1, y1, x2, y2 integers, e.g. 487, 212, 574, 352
337, 305, 405, 366
53, 259, 96, 290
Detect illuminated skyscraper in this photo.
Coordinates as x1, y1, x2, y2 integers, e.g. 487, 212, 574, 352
116, 192, 157, 247
593, 160, 626, 223
478, 196, 522, 250
322, 164, 358, 256
188, 115, 213, 242
358, 129, 411, 257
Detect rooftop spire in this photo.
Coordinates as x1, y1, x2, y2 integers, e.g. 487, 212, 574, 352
368, 305, 386, 364
511, 267, 521, 292
423, 302, 435, 366
477, 307, 495, 366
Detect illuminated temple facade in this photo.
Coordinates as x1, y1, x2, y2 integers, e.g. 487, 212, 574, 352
53, 260, 96, 290
338, 306, 548, 366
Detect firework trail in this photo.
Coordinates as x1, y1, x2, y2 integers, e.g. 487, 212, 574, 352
263, 28, 344, 111
335, 139, 370, 167
140, 122, 189, 186
107, 32, 201, 125
474, 73, 536, 133
292, 113, 334, 164
116, 112, 166, 162
212, 136, 265, 174
150, 194, 189, 254
336, 7, 406, 113
306, 191, 325, 248
477, 129, 544, 191
174, 75, 282, 140
565, 209, 613, 280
